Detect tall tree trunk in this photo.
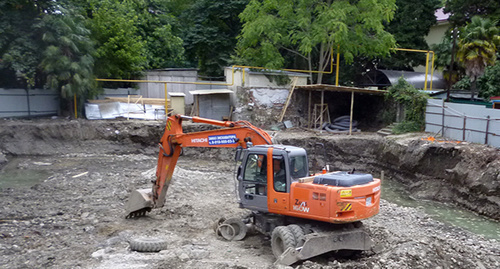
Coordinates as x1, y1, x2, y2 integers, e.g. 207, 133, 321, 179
317, 43, 325, 84
470, 78, 477, 100
447, 28, 457, 102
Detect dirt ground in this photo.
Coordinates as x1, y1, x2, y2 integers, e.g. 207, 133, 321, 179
0, 119, 499, 268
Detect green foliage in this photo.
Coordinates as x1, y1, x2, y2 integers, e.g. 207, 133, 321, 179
0, 0, 48, 88
457, 16, 499, 80
444, 0, 500, 27
456, 16, 499, 97
39, 9, 96, 101
146, 25, 184, 69
133, 0, 186, 69
380, 0, 441, 70
392, 121, 423, 134
478, 62, 500, 99
453, 62, 500, 100
386, 77, 429, 132
237, 0, 397, 83
452, 75, 470, 91
431, 33, 463, 87
180, 0, 249, 76
87, 0, 147, 79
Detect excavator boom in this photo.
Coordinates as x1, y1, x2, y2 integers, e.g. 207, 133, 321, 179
126, 115, 272, 217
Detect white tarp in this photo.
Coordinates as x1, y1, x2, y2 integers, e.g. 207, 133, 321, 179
85, 102, 165, 120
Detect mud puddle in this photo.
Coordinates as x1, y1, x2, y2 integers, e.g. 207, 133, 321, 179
382, 178, 500, 240
0, 157, 51, 189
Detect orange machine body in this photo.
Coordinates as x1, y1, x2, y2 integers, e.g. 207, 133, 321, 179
262, 147, 381, 223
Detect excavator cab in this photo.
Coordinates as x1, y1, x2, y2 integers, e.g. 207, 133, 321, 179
237, 145, 308, 212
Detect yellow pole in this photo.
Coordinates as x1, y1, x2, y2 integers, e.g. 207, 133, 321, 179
242, 68, 246, 86
164, 83, 168, 115
349, 91, 354, 135
74, 94, 77, 118
335, 45, 340, 86
430, 52, 435, 91
424, 52, 430, 91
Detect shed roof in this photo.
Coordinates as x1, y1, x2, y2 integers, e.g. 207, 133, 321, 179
359, 69, 447, 90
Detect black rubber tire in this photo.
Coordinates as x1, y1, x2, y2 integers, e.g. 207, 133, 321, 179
271, 226, 297, 258
219, 218, 247, 241
129, 237, 167, 252
213, 217, 226, 236
287, 224, 305, 247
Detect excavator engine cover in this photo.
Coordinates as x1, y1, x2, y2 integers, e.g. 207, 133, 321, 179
313, 172, 373, 187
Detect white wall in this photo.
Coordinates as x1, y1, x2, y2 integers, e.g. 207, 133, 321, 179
426, 99, 500, 147
0, 88, 59, 118
139, 69, 198, 104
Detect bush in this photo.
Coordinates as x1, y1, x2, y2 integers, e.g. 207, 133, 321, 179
453, 62, 500, 100
386, 77, 429, 133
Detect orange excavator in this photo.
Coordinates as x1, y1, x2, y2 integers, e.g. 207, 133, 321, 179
126, 114, 381, 265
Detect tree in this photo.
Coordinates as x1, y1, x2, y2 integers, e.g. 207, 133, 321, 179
39, 9, 95, 117
237, 0, 397, 83
386, 77, 429, 134
133, 0, 186, 69
380, 0, 441, 70
181, 0, 249, 77
478, 62, 500, 99
87, 0, 147, 79
0, 0, 52, 88
445, 0, 500, 27
456, 16, 500, 99
431, 33, 463, 89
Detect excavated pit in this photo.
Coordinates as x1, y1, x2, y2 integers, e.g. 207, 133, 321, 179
0, 119, 499, 268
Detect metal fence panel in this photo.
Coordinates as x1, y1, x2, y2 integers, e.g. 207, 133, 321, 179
425, 99, 500, 147
0, 88, 59, 118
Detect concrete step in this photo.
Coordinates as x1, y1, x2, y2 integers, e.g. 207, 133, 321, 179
377, 123, 395, 136
377, 130, 392, 136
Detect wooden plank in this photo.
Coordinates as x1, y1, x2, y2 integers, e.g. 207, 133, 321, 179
279, 76, 299, 122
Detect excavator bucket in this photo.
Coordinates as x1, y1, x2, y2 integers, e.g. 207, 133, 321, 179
125, 188, 153, 218
276, 229, 372, 266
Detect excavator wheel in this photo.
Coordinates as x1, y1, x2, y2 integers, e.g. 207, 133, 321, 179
287, 224, 305, 247
219, 218, 248, 241
271, 226, 297, 258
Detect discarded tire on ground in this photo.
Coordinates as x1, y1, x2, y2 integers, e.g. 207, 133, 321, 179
213, 217, 226, 236
271, 226, 297, 258
129, 237, 168, 252
219, 217, 247, 241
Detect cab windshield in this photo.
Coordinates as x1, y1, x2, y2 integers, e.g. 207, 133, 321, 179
289, 154, 308, 180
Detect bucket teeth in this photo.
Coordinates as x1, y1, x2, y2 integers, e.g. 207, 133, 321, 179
126, 208, 151, 219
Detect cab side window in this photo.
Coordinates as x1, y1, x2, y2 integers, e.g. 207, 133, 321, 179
273, 158, 286, 192
243, 154, 267, 195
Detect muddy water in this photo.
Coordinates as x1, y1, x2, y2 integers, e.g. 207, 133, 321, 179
382, 178, 500, 240
0, 158, 50, 189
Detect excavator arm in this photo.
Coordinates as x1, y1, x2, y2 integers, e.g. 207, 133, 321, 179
126, 114, 272, 218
